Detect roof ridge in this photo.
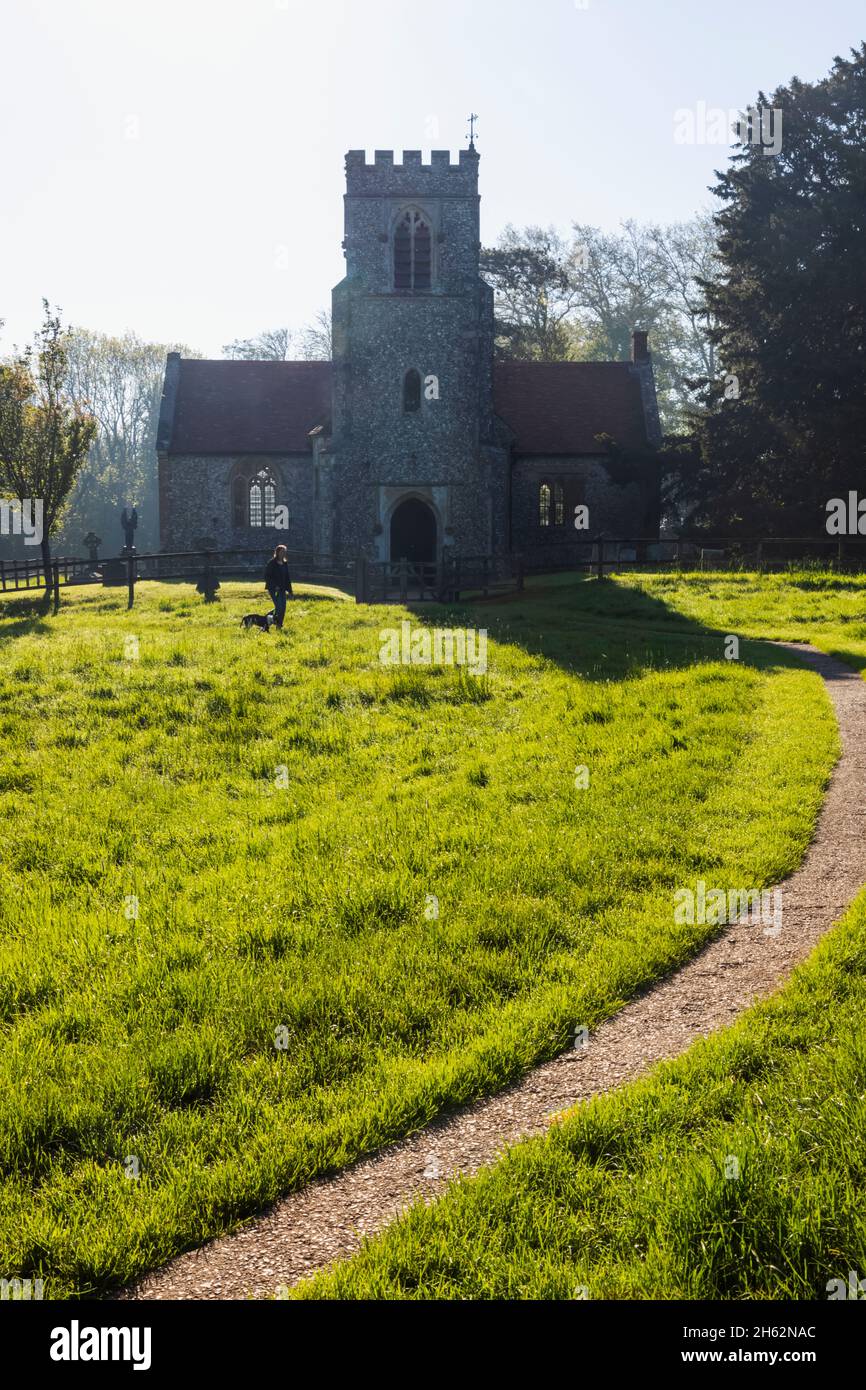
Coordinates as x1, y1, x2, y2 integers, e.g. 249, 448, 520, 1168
495, 359, 631, 368
184, 358, 331, 368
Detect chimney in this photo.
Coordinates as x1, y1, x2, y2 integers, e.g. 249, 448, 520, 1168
631, 330, 649, 364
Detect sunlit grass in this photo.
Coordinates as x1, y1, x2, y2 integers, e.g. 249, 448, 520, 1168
299, 891, 866, 1301
295, 569, 866, 1302
0, 575, 839, 1296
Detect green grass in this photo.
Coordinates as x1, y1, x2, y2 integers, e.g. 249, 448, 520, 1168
614, 568, 866, 673
0, 573, 843, 1296
292, 570, 866, 1302
298, 890, 866, 1301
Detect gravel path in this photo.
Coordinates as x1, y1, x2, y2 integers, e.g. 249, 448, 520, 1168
121, 644, 866, 1301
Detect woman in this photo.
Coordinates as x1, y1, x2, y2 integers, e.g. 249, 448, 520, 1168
264, 545, 293, 629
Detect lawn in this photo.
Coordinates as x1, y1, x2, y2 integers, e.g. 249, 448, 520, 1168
294, 569, 866, 1302
0, 572, 844, 1297
617, 568, 866, 671
298, 888, 866, 1301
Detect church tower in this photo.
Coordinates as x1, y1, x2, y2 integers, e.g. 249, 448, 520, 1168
317, 146, 509, 562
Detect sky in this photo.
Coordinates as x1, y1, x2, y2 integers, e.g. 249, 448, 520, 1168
0, 0, 863, 358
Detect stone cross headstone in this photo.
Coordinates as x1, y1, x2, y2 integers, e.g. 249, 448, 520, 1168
83, 532, 102, 566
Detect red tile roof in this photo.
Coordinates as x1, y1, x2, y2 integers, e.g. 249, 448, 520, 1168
493, 361, 649, 454
163, 357, 650, 456
169, 360, 332, 454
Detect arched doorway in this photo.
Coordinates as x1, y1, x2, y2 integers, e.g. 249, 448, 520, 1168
389, 498, 437, 563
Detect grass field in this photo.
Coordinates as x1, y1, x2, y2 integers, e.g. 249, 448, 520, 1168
0, 571, 850, 1297
294, 570, 866, 1302
618, 568, 866, 671
298, 889, 866, 1301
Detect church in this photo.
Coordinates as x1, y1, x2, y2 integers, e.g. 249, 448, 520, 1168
156, 144, 662, 567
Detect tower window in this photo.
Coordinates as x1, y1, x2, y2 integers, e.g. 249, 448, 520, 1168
249, 469, 277, 528
394, 211, 432, 291
403, 369, 422, 413
554, 482, 565, 527
539, 482, 552, 528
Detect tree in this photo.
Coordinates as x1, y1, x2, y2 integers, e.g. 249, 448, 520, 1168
296, 309, 332, 362
569, 220, 667, 362
647, 215, 721, 422
689, 45, 866, 534
480, 225, 587, 360
0, 302, 97, 589
222, 327, 294, 361
480, 219, 719, 432
569, 219, 718, 430
60, 330, 196, 553
222, 311, 333, 364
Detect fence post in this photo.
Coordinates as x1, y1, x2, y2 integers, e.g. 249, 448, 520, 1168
52, 562, 60, 614
399, 556, 408, 603
354, 555, 368, 606
127, 553, 135, 610
516, 554, 524, 592
596, 535, 605, 581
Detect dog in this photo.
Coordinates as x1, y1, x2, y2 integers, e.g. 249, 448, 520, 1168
241, 612, 276, 633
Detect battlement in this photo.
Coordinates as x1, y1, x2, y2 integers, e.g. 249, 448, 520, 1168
345, 148, 480, 196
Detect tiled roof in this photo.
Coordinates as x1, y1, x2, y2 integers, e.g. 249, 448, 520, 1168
493, 361, 650, 454
168, 360, 332, 454
161, 357, 651, 457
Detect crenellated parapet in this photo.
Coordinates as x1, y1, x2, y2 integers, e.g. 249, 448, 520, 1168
345, 149, 479, 197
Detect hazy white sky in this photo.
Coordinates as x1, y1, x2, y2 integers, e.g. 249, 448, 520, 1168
1, 0, 862, 357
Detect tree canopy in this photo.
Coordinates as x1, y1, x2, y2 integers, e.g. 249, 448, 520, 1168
0, 302, 96, 580
683, 44, 866, 534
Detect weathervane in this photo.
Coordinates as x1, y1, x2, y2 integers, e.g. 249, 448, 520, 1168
467, 112, 479, 150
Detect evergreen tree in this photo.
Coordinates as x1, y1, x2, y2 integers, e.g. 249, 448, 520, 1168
691, 45, 866, 535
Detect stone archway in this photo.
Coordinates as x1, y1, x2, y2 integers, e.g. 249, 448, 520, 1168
389, 497, 438, 563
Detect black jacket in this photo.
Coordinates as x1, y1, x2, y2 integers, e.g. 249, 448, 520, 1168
265, 558, 293, 594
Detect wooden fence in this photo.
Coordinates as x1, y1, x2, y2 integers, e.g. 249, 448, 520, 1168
4, 536, 866, 613
521, 535, 866, 576
0, 547, 359, 611
110, 549, 358, 609
126, 548, 357, 587
0, 555, 95, 591
356, 554, 524, 605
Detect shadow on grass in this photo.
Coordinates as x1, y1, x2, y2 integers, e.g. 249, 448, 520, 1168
410, 574, 813, 684
0, 590, 53, 641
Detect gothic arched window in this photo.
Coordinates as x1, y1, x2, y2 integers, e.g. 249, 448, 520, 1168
539, 482, 552, 528
403, 369, 422, 413
554, 482, 565, 527
249, 469, 277, 528
394, 211, 432, 291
